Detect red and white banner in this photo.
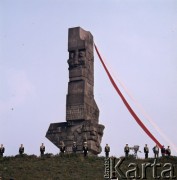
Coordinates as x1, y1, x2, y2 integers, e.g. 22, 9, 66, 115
94, 43, 162, 149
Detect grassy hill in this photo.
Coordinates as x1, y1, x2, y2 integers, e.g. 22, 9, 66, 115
0, 154, 177, 180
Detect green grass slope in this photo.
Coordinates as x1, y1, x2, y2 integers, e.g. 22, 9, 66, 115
0, 154, 177, 180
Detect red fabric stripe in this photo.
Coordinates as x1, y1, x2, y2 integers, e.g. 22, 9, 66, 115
94, 44, 162, 148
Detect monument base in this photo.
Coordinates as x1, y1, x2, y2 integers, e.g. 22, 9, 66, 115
46, 120, 104, 155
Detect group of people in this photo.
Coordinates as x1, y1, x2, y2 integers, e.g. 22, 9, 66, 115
104, 143, 172, 159
58, 141, 89, 157
0, 141, 89, 157
152, 145, 171, 158
0, 144, 25, 157
124, 144, 171, 159
0, 143, 46, 157
1, 142, 172, 158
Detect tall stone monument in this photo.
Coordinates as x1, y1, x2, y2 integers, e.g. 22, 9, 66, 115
46, 27, 104, 155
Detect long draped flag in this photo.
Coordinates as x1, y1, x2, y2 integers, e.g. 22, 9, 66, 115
94, 43, 162, 148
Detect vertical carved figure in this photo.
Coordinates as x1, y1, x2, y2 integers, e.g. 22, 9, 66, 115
46, 27, 104, 155
66, 27, 98, 123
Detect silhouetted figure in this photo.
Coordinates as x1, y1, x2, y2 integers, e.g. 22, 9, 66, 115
19, 144, 24, 155
0, 144, 5, 157
166, 146, 171, 156
161, 145, 166, 157
153, 145, 159, 158
60, 141, 66, 156
104, 144, 110, 158
83, 142, 88, 157
40, 143, 45, 157
124, 144, 130, 158
144, 144, 149, 159
72, 142, 77, 154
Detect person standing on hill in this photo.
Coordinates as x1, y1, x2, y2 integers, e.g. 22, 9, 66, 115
153, 145, 159, 158
124, 144, 130, 158
166, 146, 171, 156
19, 144, 24, 155
83, 142, 88, 157
60, 142, 66, 156
161, 145, 166, 157
144, 144, 149, 159
40, 143, 45, 157
104, 144, 110, 158
0, 144, 5, 157
72, 142, 77, 154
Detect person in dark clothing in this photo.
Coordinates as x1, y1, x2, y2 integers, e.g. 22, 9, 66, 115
161, 145, 166, 157
166, 146, 171, 156
104, 144, 110, 158
153, 145, 159, 158
83, 142, 88, 157
19, 144, 24, 155
60, 144, 66, 155
0, 144, 5, 157
124, 144, 130, 158
72, 142, 77, 154
40, 143, 45, 157
144, 144, 149, 159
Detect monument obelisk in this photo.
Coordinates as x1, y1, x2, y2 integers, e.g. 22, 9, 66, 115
46, 27, 104, 155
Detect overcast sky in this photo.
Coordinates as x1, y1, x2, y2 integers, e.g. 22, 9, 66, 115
0, 0, 177, 158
